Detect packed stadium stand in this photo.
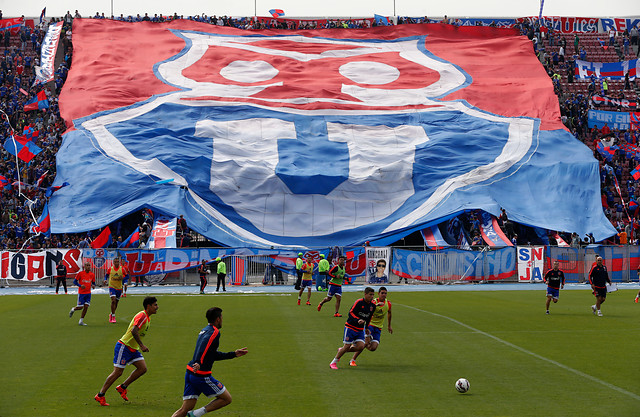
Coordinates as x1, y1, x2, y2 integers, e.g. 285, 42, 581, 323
0, 12, 639, 250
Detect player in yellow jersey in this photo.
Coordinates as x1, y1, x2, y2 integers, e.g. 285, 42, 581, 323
104, 257, 129, 323
95, 296, 158, 406
349, 287, 393, 367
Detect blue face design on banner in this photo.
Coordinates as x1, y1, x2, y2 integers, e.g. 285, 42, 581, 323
66, 30, 538, 247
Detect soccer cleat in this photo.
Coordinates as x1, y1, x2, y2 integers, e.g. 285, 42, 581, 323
635, 296, 639, 303
330, 363, 338, 370
116, 384, 128, 401
79, 321, 87, 326
122, 293, 127, 298
333, 313, 342, 317
112, 315, 116, 323
306, 301, 311, 305
69, 308, 75, 318
187, 411, 196, 417
297, 299, 301, 305
94, 394, 109, 406
349, 360, 357, 367
317, 303, 322, 311
597, 311, 603, 316
199, 291, 204, 294
591, 305, 597, 315
545, 310, 549, 315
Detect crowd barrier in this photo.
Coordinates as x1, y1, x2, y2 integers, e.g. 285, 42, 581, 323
1, 245, 639, 286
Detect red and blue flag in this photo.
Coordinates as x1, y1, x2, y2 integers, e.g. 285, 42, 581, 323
90, 227, 112, 249
374, 14, 391, 26
269, 9, 284, 18
3, 135, 42, 163
45, 182, 70, 197
119, 227, 140, 248
30, 203, 51, 237
23, 91, 50, 112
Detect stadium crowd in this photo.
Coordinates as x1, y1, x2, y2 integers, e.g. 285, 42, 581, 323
0, 11, 638, 249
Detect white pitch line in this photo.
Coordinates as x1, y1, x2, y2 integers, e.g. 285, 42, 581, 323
398, 303, 640, 401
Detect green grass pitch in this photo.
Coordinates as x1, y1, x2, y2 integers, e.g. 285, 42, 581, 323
1, 288, 640, 416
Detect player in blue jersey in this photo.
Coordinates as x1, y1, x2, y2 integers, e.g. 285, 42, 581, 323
543, 261, 565, 314
329, 287, 376, 370
171, 307, 248, 417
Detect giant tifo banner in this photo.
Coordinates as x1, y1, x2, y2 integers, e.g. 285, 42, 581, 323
0, 17, 25, 35
1, 249, 83, 281
50, 20, 615, 248
391, 247, 516, 282
575, 59, 637, 80
588, 110, 640, 130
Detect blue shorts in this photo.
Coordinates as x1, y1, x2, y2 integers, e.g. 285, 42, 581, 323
327, 284, 342, 298
343, 326, 366, 345
301, 279, 313, 288
183, 371, 226, 400
77, 293, 91, 306
113, 341, 144, 368
368, 325, 382, 344
109, 287, 123, 300
546, 287, 560, 299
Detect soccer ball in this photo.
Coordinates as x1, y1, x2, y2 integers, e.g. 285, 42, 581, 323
455, 378, 470, 393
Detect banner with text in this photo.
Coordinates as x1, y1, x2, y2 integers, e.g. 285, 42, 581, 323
391, 247, 516, 282
1, 249, 83, 281
575, 59, 637, 80
517, 246, 545, 282
588, 109, 640, 130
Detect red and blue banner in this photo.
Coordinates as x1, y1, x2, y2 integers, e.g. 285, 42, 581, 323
268, 9, 284, 18
34, 21, 64, 86
575, 59, 637, 80
392, 247, 516, 282
420, 225, 449, 249
0, 18, 25, 35
51, 20, 615, 247
478, 211, 512, 247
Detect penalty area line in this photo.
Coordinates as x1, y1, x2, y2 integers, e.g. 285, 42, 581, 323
398, 303, 640, 401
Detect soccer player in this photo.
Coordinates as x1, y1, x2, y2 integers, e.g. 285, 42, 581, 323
69, 261, 95, 326
171, 307, 248, 417
329, 287, 376, 369
216, 257, 226, 292
104, 257, 129, 323
55, 260, 67, 294
198, 259, 209, 294
95, 296, 159, 406
543, 261, 565, 314
297, 254, 314, 305
349, 286, 393, 367
589, 256, 611, 317
318, 255, 346, 317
